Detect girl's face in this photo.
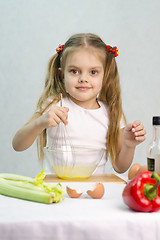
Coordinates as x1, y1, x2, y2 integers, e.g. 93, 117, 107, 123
63, 47, 105, 109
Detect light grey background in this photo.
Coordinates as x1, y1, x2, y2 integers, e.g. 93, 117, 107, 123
0, 0, 160, 177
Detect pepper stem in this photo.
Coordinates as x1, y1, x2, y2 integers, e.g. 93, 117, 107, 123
144, 172, 160, 200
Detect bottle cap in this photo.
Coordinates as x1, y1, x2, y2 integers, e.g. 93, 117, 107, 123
152, 116, 160, 125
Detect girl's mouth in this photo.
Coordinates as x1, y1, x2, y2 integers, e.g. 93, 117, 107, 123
76, 87, 91, 91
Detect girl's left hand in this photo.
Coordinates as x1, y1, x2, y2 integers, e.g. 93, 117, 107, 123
123, 120, 146, 148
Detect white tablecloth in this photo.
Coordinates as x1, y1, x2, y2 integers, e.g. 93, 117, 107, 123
0, 182, 160, 240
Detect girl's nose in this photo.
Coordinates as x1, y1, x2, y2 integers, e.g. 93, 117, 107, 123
78, 74, 88, 83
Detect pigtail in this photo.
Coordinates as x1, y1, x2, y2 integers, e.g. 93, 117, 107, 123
36, 54, 65, 113
99, 55, 126, 169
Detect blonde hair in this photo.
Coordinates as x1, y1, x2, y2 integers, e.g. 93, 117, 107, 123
31, 33, 126, 167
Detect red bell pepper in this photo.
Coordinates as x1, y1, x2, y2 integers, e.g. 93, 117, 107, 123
122, 171, 160, 212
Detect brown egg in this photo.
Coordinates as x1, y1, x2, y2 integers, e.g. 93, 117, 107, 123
66, 186, 83, 198
87, 183, 105, 199
136, 165, 148, 175
128, 163, 141, 180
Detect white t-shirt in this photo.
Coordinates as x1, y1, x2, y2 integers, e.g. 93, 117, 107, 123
46, 97, 126, 174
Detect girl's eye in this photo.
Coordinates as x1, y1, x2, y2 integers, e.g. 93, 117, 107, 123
90, 70, 98, 75
70, 69, 78, 74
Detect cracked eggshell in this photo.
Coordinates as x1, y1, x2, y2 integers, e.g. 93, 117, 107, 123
66, 186, 83, 198
87, 183, 104, 199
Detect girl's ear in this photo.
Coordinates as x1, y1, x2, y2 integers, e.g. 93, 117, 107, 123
58, 68, 64, 80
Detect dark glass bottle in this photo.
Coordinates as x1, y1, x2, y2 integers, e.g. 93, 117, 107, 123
147, 116, 160, 173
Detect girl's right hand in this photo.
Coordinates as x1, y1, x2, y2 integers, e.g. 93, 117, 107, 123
39, 106, 69, 129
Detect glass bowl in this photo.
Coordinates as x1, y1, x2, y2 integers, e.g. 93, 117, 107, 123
44, 145, 105, 179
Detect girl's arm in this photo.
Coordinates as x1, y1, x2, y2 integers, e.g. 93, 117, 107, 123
12, 116, 45, 151
113, 120, 146, 173
12, 106, 69, 151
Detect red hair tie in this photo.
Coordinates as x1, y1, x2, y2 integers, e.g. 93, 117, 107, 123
56, 44, 64, 54
106, 45, 119, 57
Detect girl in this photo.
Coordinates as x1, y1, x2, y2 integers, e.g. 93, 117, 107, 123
12, 33, 146, 174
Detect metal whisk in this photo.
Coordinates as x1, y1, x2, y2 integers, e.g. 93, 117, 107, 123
51, 94, 75, 170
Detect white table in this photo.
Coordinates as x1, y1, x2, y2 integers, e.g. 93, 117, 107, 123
0, 179, 160, 240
